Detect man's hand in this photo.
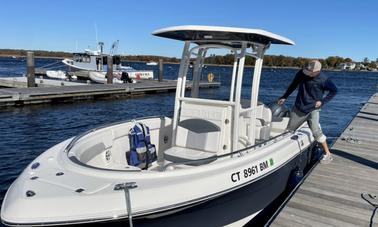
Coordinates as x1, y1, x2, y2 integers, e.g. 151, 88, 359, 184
315, 101, 322, 108
277, 98, 286, 105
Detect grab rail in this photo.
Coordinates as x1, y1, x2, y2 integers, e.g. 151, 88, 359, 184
179, 97, 235, 106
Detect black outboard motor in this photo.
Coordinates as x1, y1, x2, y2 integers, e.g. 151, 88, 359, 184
121, 72, 133, 83
268, 102, 290, 122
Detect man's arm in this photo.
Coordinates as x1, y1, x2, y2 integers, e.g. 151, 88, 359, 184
321, 78, 338, 105
280, 71, 302, 100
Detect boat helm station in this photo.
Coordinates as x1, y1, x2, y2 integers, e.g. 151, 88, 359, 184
153, 25, 295, 153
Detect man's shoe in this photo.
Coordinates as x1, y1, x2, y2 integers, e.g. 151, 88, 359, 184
320, 154, 333, 164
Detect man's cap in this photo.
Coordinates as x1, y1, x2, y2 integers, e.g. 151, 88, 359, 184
303, 60, 322, 76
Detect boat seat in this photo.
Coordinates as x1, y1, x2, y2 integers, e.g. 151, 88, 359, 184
164, 118, 222, 165
240, 103, 272, 142
175, 118, 221, 152
270, 117, 290, 136
164, 100, 232, 165
164, 146, 217, 166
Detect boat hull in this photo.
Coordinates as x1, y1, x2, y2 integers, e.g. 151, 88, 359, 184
1, 142, 316, 227
123, 143, 316, 227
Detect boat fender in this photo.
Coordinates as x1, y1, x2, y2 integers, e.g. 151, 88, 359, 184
128, 122, 157, 169
287, 166, 303, 189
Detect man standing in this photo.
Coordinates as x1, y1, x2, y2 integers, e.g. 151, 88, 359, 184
278, 60, 337, 164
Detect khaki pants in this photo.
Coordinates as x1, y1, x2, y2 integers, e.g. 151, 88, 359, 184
287, 106, 327, 143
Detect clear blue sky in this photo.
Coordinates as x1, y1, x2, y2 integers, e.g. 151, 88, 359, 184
1, 0, 377, 61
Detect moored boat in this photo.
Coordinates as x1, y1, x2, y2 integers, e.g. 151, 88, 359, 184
46, 70, 68, 80
146, 61, 158, 66
1, 25, 317, 227
62, 42, 153, 81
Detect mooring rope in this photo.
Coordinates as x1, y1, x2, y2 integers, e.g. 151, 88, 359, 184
39, 61, 62, 69
43, 65, 67, 70
361, 193, 378, 227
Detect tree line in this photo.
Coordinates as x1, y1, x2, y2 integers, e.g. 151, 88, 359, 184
203, 54, 370, 69
1, 48, 376, 69
0, 49, 72, 58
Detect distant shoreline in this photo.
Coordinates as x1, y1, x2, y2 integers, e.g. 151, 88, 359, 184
0, 54, 64, 59
0, 54, 376, 73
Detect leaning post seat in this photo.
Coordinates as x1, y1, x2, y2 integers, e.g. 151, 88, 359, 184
164, 99, 232, 165
239, 101, 273, 142
269, 103, 290, 136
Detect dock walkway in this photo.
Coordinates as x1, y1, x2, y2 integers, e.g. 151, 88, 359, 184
270, 93, 378, 227
0, 76, 84, 88
0, 80, 220, 107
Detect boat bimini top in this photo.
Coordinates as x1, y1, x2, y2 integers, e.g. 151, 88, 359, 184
153, 25, 294, 46
153, 25, 294, 151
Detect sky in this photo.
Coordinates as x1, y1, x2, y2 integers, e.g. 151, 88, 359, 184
0, 0, 377, 62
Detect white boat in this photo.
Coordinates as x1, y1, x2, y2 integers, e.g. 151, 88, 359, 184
46, 70, 68, 80
89, 71, 124, 84
146, 61, 158, 66
89, 70, 151, 84
1, 25, 317, 227
62, 41, 154, 80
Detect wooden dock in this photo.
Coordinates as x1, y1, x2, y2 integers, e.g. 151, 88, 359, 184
270, 93, 378, 227
0, 80, 220, 107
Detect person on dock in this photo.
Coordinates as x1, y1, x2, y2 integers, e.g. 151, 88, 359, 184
278, 60, 338, 164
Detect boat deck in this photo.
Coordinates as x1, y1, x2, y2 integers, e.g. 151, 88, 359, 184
0, 79, 220, 107
270, 93, 378, 226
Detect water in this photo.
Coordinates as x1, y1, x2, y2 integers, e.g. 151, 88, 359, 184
0, 57, 377, 224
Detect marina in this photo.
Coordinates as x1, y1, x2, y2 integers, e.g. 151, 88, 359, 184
270, 92, 378, 227
0, 57, 377, 226
0, 1, 377, 226
0, 25, 319, 227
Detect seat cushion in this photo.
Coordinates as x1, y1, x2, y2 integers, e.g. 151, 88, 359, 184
164, 146, 217, 166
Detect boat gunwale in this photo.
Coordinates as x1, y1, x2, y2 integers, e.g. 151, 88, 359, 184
64, 115, 292, 172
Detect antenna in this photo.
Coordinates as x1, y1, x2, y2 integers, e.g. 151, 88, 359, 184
110, 40, 119, 56
94, 22, 98, 46
75, 40, 78, 52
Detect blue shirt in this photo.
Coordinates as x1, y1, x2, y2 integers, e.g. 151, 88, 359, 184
281, 70, 338, 113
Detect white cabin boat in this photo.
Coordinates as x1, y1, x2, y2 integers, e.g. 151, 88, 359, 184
1, 25, 317, 227
146, 61, 158, 66
62, 42, 154, 80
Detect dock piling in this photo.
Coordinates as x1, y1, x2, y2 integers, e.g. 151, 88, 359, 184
158, 59, 163, 82
26, 52, 35, 87
107, 56, 113, 84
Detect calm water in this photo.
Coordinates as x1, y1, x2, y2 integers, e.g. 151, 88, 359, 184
0, 57, 377, 221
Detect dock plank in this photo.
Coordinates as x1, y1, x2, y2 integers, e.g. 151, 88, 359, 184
270, 93, 378, 227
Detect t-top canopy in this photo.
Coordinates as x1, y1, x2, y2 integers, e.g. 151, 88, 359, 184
152, 25, 295, 46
